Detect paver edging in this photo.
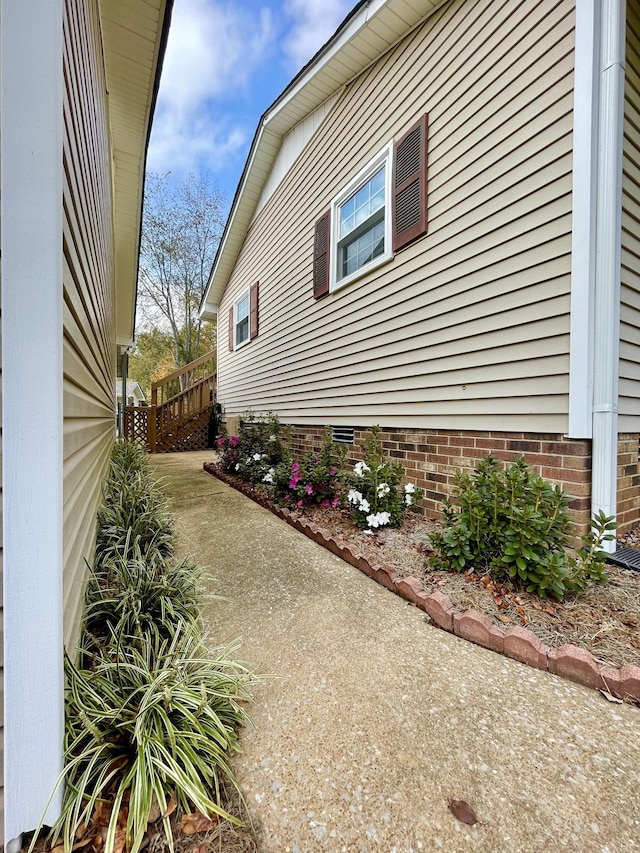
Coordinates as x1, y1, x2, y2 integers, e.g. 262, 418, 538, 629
203, 463, 640, 704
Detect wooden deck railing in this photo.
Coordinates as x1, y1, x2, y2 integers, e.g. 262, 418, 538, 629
125, 349, 216, 452
151, 350, 217, 406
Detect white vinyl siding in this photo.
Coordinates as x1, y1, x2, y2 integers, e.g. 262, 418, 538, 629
218, 0, 575, 432
619, 0, 640, 430
62, 0, 115, 650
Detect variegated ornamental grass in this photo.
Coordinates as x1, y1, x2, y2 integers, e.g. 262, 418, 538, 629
33, 441, 260, 853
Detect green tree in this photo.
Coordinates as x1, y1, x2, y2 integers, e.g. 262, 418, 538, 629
129, 323, 216, 399
138, 171, 224, 368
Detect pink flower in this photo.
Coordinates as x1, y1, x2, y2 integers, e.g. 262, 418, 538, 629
305, 484, 313, 495
331, 497, 340, 508
296, 500, 304, 508
328, 467, 337, 476
292, 462, 300, 472
216, 437, 226, 447
289, 473, 301, 489
322, 498, 330, 507
229, 435, 239, 446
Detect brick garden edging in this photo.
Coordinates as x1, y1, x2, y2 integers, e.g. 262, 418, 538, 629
204, 462, 640, 704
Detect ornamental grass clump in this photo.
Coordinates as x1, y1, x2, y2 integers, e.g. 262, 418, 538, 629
96, 447, 174, 567
430, 454, 614, 600
54, 633, 259, 853
345, 426, 423, 530
34, 440, 261, 853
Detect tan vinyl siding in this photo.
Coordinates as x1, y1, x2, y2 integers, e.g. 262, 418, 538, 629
620, 0, 640, 431
218, 0, 575, 432
63, 0, 115, 650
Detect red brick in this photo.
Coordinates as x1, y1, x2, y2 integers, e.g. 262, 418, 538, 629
599, 666, 624, 699
453, 609, 505, 653
547, 645, 601, 690
619, 665, 640, 702
373, 563, 397, 591
503, 626, 548, 669
394, 575, 424, 604
423, 591, 456, 632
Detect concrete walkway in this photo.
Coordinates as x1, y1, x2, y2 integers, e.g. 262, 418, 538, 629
152, 451, 640, 853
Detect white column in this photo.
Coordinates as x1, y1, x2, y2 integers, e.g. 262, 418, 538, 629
1, 0, 65, 842
591, 0, 626, 550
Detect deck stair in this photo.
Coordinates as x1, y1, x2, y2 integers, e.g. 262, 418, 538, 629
124, 350, 216, 452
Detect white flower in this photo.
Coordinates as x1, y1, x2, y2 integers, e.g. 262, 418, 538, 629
253, 453, 263, 461
366, 511, 391, 528
404, 483, 416, 493
268, 434, 277, 442
347, 489, 363, 505
263, 470, 274, 484
377, 482, 390, 497
353, 461, 370, 477
358, 499, 370, 513
235, 463, 240, 471
405, 495, 413, 506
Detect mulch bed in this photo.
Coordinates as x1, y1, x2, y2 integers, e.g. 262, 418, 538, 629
206, 464, 640, 674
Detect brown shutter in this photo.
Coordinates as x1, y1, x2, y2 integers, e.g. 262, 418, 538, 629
228, 305, 234, 351
313, 210, 331, 299
392, 113, 428, 252
250, 281, 259, 339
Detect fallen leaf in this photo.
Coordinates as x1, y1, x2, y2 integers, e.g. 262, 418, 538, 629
600, 689, 623, 704
181, 812, 219, 835
163, 796, 177, 819
497, 614, 512, 624
542, 606, 557, 617
448, 799, 478, 825
530, 599, 542, 611
193, 845, 207, 853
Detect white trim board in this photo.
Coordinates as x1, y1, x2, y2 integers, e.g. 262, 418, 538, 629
1, 0, 65, 842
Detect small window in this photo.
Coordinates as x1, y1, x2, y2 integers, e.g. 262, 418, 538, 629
330, 143, 393, 292
235, 291, 249, 347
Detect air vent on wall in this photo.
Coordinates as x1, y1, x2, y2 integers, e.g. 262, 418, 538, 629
332, 426, 355, 444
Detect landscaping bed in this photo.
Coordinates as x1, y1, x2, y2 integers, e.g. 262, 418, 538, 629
204, 462, 640, 703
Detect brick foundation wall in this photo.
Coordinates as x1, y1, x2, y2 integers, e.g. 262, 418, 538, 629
285, 424, 597, 536
617, 433, 640, 534
225, 419, 640, 538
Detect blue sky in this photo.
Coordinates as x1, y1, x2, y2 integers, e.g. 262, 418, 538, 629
147, 0, 355, 207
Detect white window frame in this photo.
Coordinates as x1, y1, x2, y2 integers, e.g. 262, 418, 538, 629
329, 141, 394, 293
234, 288, 251, 349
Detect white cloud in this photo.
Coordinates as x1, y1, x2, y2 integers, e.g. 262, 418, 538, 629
148, 0, 274, 176
282, 0, 354, 71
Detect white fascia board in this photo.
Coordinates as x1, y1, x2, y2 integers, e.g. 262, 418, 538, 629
567, 0, 599, 439
1, 0, 65, 842
200, 302, 219, 321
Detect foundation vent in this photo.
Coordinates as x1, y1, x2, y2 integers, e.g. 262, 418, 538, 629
332, 426, 355, 444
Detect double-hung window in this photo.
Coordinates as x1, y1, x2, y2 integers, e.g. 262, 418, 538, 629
330, 143, 393, 292
234, 290, 250, 347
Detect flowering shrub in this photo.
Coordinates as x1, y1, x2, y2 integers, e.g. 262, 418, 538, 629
345, 426, 423, 530
218, 412, 286, 485
273, 435, 346, 509
216, 434, 240, 473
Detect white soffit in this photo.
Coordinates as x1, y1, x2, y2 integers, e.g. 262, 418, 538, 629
99, 0, 169, 343
202, 0, 444, 314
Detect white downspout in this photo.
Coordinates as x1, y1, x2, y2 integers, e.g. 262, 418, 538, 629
591, 0, 626, 551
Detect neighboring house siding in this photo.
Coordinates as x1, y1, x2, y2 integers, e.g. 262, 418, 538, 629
620, 0, 640, 431
218, 0, 575, 433
63, 0, 114, 649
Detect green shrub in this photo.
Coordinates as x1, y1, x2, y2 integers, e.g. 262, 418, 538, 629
52, 633, 259, 853
344, 426, 423, 529
430, 455, 613, 599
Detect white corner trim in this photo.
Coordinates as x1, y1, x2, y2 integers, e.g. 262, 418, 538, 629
1, 0, 65, 841
199, 301, 219, 321
591, 0, 626, 549
567, 0, 599, 439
